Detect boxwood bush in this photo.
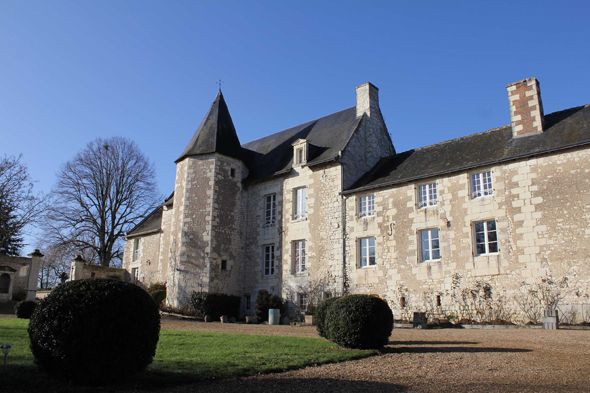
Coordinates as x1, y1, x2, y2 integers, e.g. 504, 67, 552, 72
28, 279, 160, 385
255, 292, 285, 322
190, 292, 241, 320
150, 289, 166, 309
14, 300, 37, 319
325, 294, 393, 349
315, 297, 340, 339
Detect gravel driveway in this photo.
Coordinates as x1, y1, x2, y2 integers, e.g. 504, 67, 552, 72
159, 315, 590, 393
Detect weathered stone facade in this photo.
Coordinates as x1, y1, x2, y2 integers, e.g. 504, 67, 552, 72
0, 250, 42, 301
124, 78, 590, 323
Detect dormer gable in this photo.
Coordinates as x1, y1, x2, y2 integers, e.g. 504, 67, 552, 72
292, 138, 308, 166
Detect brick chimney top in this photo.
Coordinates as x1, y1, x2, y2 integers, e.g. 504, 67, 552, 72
507, 77, 544, 138
356, 82, 379, 118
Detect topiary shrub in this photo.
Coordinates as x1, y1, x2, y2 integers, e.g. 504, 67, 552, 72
325, 294, 393, 349
150, 289, 166, 309
255, 292, 285, 322
315, 296, 340, 339
189, 292, 241, 320
28, 279, 160, 385
146, 282, 166, 293
14, 300, 37, 319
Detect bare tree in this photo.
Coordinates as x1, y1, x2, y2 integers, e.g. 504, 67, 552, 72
37, 242, 73, 289
0, 154, 46, 255
45, 137, 160, 267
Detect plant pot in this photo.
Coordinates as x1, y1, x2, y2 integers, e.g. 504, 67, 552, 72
305, 315, 315, 326
413, 312, 427, 329
245, 316, 254, 324
204, 315, 211, 322
220, 315, 228, 323
542, 309, 559, 330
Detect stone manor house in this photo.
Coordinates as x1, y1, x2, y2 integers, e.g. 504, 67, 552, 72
124, 77, 590, 321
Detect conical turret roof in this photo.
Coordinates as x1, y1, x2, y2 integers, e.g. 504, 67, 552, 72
176, 91, 244, 163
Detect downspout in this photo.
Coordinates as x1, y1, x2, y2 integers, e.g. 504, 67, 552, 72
341, 195, 349, 296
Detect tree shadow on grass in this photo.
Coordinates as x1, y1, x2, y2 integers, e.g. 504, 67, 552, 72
196, 378, 408, 393
381, 346, 532, 354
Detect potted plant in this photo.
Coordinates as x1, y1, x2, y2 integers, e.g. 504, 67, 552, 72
305, 303, 316, 325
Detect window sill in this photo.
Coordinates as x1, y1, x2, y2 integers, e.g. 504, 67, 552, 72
419, 259, 442, 264
358, 264, 377, 269
474, 252, 499, 258
471, 194, 494, 200
417, 204, 438, 210
292, 217, 307, 223
292, 271, 308, 276
262, 223, 276, 228
358, 213, 376, 219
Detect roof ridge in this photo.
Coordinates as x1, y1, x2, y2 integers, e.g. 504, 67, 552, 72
242, 106, 355, 147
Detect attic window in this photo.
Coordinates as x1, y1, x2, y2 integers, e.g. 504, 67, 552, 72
292, 139, 308, 166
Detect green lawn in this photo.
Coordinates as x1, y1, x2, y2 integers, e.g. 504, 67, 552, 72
0, 319, 375, 391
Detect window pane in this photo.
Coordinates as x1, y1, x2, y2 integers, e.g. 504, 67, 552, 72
476, 243, 486, 255
432, 249, 441, 260
487, 230, 497, 243
488, 242, 498, 253
487, 220, 496, 231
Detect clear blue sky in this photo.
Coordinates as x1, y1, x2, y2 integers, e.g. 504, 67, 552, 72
1, 1, 589, 252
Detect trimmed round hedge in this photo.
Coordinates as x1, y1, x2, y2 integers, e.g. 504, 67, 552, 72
28, 279, 160, 385
315, 297, 340, 339
325, 295, 393, 349
14, 300, 37, 319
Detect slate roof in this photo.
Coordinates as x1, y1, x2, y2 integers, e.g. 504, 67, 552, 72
176, 91, 244, 163
126, 205, 163, 238
346, 104, 590, 194
242, 107, 360, 180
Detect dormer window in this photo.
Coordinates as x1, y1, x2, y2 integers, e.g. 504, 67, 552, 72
292, 139, 308, 166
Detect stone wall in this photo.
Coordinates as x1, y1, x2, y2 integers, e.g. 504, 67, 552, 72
344, 146, 590, 323
122, 231, 162, 287
0, 252, 42, 301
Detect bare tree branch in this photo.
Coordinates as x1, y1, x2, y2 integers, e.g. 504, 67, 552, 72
45, 137, 161, 266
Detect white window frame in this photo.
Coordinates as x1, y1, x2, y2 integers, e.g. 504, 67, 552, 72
263, 245, 275, 276
298, 293, 308, 312
358, 195, 375, 218
474, 220, 498, 256
293, 240, 306, 273
293, 187, 306, 220
132, 238, 140, 261
264, 194, 276, 227
131, 267, 139, 284
419, 228, 441, 262
417, 182, 438, 208
359, 237, 376, 267
295, 147, 305, 165
471, 171, 493, 199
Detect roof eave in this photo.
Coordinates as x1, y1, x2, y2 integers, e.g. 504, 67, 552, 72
342, 139, 590, 195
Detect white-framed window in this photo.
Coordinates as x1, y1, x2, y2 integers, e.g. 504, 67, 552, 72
244, 294, 251, 311
131, 267, 139, 284
419, 228, 441, 262
471, 171, 493, 199
298, 293, 308, 312
293, 240, 306, 273
359, 237, 376, 267
264, 245, 275, 276
358, 195, 375, 217
264, 194, 276, 226
418, 182, 438, 208
132, 238, 140, 261
293, 187, 306, 219
474, 220, 498, 256
295, 147, 305, 165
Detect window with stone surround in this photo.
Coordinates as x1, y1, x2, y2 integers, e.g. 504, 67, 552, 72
263, 245, 275, 276
264, 194, 276, 227
358, 195, 375, 217
471, 171, 493, 199
359, 237, 376, 267
298, 293, 308, 312
474, 220, 498, 256
293, 240, 306, 273
132, 238, 140, 261
293, 187, 306, 220
131, 267, 139, 284
244, 294, 251, 311
417, 182, 437, 208
419, 228, 440, 262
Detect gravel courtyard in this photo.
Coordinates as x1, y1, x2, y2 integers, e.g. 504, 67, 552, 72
160, 315, 590, 393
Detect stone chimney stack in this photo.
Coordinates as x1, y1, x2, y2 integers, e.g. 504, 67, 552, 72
356, 82, 380, 118
507, 77, 545, 138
